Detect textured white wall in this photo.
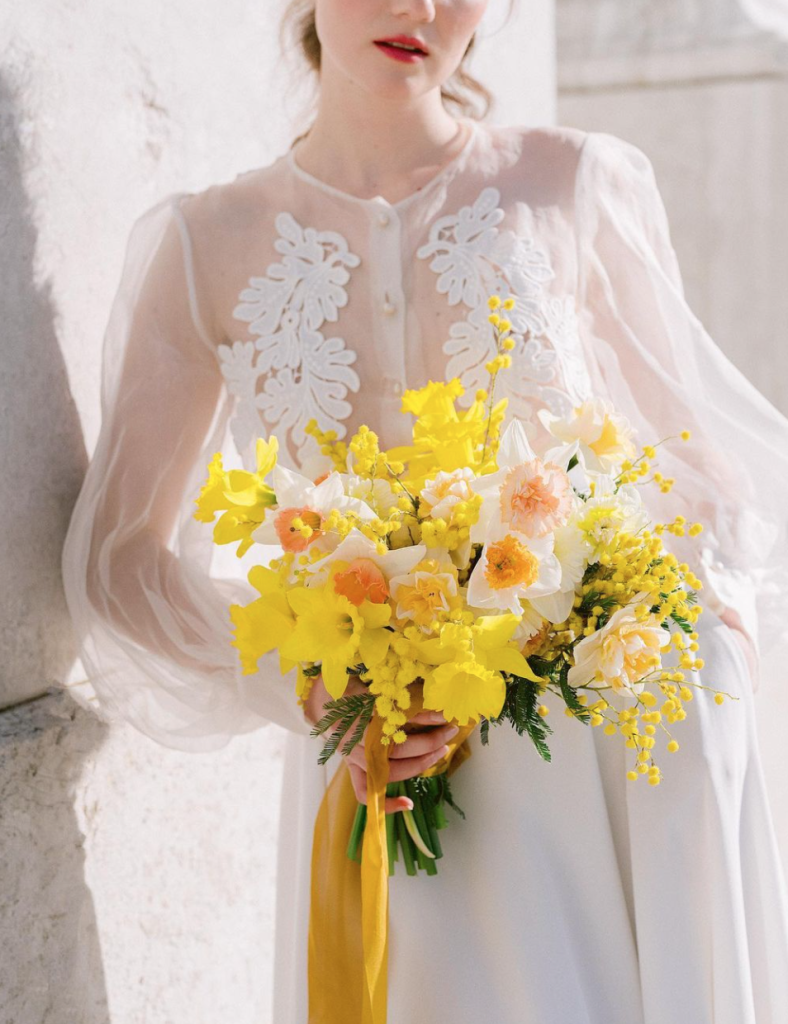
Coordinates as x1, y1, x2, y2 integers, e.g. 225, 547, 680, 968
557, 0, 788, 884
0, 694, 283, 1022
1, 0, 555, 1021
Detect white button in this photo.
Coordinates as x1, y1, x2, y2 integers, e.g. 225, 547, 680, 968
382, 376, 402, 396
382, 301, 396, 316
377, 212, 390, 227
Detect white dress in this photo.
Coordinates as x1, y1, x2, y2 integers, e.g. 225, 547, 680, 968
61, 117, 788, 1023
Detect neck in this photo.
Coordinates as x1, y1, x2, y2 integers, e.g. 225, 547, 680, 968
292, 61, 468, 199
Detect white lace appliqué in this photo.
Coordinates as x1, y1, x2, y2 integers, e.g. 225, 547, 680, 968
416, 186, 592, 432
217, 211, 361, 466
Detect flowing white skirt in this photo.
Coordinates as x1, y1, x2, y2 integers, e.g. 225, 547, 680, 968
272, 608, 788, 1024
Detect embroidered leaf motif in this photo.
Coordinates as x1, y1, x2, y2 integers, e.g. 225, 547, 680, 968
416, 185, 593, 433
416, 186, 504, 307
219, 211, 361, 467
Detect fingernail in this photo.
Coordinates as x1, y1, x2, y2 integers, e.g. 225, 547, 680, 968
403, 798, 413, 810
436, 744, 450, 758
445, 725, 459, 738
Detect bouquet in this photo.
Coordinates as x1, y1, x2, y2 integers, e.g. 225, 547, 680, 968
194, 293, 736, 880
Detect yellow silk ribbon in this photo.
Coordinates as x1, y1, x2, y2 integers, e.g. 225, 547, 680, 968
308, 691, 476, 1023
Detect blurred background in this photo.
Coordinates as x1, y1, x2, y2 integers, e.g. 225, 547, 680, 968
1, 0, 786, 1019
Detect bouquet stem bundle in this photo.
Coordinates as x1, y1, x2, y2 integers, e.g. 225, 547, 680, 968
348, 774, 462, 875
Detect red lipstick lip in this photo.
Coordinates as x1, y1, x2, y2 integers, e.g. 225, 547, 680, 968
374, 35, 429, 55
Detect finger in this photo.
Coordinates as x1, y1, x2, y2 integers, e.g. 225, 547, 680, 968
345, 742, 367, 770
407, 709, 450, 726
388, 744, 451, 783
346, 721, 456, 767
389, 723, 459, 759
384, 795, 413, 814
348, 762, 413, 814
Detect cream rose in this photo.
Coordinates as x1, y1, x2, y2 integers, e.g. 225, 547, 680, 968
568, 595, 664, 696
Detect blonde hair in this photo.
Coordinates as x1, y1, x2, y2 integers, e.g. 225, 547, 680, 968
279, 1, 509, 146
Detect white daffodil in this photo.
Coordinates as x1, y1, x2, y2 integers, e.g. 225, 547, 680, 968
514, 601, 549, 644
421, 467, 477, 520
528, 520, 593, 623
388, 549, 461, 631
251, 464, 377, 552
303, 528, 426, 591
466, 527, 563, 615
575, 474, 649, 557
537, 398, 637, 475
470, 418, 579, 545
338, 472, 400, 521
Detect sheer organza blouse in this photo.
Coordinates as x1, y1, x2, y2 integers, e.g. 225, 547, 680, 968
61, 117, 788, 751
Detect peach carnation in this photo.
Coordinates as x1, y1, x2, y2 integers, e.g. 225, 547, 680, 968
499, 459, 573, 538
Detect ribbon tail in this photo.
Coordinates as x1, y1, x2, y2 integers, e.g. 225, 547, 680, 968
361, 713, 390, 1024
308, 761, 366, 1023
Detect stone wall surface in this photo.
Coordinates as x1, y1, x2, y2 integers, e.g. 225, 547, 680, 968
0, 692, 283, 1023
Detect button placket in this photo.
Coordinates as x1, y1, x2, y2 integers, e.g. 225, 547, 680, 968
368, 199, 407, 398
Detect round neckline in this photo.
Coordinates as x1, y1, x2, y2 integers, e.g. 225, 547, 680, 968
286, 118, 480, 211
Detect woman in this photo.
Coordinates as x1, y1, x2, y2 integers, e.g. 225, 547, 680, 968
61, 0, 788, 1020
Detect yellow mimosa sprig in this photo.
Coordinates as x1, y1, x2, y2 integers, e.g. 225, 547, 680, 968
478, 293, 516, 469
615, 429, 692, 493
562, 651, 740, 785
381, 455, 420, 519
304, 418, 349, 472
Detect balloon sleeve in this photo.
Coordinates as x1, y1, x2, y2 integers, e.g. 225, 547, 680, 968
61, 192, 314, 750
573, 130, 788, 670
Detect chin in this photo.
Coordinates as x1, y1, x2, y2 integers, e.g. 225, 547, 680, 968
358, 75, 428, 103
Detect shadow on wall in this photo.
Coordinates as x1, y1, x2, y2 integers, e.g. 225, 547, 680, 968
0, 696, 111, 1022
0, 71, 90, 710
0, 71, 111, 1020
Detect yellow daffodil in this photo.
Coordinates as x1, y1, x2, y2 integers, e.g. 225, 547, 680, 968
193, 438, 279, 557
388, 378, 507, 492
400, 379, 465, 420
416, 613, 544, 724
230, 562, 297, 677
280, 563, 392, 698
425, 660, 504, 726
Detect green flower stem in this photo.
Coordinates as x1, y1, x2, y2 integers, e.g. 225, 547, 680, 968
347, 802, 367, 863
424, 799, 443, 860
395, 796, 418, 876
405, 777, 442, 861
402, 785, 438, 876
426, 777, 445, 853
345, 774, 460, 876
385, 784, 399, 876
401, 803, 436, 860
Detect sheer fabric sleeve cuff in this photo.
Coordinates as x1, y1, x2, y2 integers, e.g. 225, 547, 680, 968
60, 192, 316, 750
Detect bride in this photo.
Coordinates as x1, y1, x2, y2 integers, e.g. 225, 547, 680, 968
62, 0, 788, 1020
